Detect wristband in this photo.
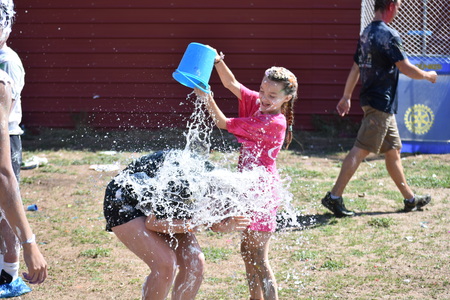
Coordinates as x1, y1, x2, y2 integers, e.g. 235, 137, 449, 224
214, 52, 225, 64
21, 234, 36, 245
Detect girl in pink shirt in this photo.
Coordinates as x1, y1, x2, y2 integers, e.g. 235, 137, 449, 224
195, 50, 298, 300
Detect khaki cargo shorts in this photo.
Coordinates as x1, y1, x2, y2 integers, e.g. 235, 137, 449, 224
354, 106, 402, 154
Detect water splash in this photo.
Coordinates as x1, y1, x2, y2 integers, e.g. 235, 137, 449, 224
113, 92, 300, 231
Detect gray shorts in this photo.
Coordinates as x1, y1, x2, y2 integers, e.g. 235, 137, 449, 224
1, 136, 22, 219
10, 135, 22, 181
354, 106, 402, 154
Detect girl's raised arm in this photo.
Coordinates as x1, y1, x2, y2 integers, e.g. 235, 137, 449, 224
213, 51, 241, 98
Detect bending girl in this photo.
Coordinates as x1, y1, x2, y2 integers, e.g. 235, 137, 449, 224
103, 150, 250, 300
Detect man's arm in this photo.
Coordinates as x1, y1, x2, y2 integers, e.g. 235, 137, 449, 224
336, 62, 360, 117
396, 59, 438, 83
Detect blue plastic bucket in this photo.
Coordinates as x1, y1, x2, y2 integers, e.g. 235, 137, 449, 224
173, 42, 216, 93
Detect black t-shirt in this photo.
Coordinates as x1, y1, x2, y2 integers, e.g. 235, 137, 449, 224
354, 21, 407, 114
120, 150, 193, 219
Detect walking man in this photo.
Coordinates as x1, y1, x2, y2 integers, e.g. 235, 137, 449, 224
322, 0, 438, 217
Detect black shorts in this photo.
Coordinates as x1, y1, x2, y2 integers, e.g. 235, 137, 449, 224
103, 180, 146, 232
103, 179, 194, 231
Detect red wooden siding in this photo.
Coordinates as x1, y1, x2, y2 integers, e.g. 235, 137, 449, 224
9, 0, 362, 130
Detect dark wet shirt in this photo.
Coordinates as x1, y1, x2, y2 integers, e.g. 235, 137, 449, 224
116, 150, 214, 219
124, 150, 167, 177
354, 21, 407, 114
120, 150, 193, 219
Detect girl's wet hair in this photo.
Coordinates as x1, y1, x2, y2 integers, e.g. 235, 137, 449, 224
0, 0, 15, 41
264, 66, 299, 149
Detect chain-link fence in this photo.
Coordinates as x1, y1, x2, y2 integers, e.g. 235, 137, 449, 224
361, 0, 449, 62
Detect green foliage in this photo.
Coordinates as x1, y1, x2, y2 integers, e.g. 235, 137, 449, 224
38, 165, 68, 174
79, 247, 111, 258
72, 227, 110, 245
292, 249, 319, 261
20, 175, 45, 185
368, 217, 396, 228
350, 249, 365, 257
71, 154, 122, 165
321, 259, 346, 271
407, 174, 450, 188
202, 246, 233, 263
282, 166, 322, 178
405, 158, 450, 188
71, 189, 92, 196
18, 131, 450, 300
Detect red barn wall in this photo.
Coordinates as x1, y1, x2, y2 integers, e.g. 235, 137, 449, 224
9, 0, 362, 130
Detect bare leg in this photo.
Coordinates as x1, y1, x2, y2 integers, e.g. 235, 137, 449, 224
1, 136, 21, 282
172, 233, 205, 300
112, 217, 178, 300
331, 146, 370, 197
0, 218, 20, 281
241, 230, 277, 300
384, 149, 414, 199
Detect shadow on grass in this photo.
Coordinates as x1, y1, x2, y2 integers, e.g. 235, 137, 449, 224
276, 208, 416, 231
276, 213, 335, 232
355, 208, 427, 216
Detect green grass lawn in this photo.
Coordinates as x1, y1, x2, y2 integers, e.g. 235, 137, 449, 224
17, 128, 450, 299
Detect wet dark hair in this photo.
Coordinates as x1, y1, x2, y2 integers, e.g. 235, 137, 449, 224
0, 0, 15, 39
264, 66, 299, 149
375, 0, 398, 12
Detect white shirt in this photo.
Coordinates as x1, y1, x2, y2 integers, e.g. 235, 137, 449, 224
0, 45, 25, 135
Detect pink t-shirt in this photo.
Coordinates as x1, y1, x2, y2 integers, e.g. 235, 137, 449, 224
226, 84, 286, 232
226, 84, 286, 175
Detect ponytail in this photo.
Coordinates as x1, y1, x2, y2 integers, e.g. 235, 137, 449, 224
283, 101, 295, 149
264, 66, 298, 150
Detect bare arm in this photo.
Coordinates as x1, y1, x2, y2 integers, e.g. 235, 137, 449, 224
0, 80, 47, 284
336, 62, 360, 117
194, 88, 228, 130
396, 59, 438, 83
146, 214, 250, 234
210, 216, 251, 233
145, 215, 196, 234
213, 51, 241, 98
